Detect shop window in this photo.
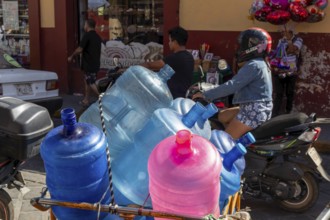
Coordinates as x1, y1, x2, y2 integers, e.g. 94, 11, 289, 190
81, 0, 164, 69
0, 0, 30, 67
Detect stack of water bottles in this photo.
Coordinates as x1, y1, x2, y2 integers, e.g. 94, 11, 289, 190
40, 64, 256, 219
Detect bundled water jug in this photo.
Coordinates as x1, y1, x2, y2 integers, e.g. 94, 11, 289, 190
219, 143, 247, 210
41, 108, 110, 220
170, 98, 217, 140
112, 102, 214, 206
79, 65, 174, 159
210, 131, 255, 210
148, 130, 222, 219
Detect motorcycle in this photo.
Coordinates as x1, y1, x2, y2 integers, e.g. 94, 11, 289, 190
96, 57, 124, 93
187, 65, 330, 213
0, 97, 53, 220
244, 112, 330, 212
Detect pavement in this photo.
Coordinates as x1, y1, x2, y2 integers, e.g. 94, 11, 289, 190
6, 94, 330, 220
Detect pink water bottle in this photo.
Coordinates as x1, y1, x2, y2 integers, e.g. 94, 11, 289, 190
148, 130, 222, 219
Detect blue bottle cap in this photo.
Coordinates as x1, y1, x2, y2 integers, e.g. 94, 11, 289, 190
223, 143, 247, 171
202, 103, 218, 120
237, 132, 256, 146
182, 102, 206, 128
158, 64, 175, 81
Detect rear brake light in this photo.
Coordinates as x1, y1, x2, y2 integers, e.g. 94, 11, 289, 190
0, 84, 2, 95
46, 80, 59, 91
298, 127, 321, 142
214, 102, 225, 108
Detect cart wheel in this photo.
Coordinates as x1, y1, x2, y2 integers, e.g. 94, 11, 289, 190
0, 189, 14, 220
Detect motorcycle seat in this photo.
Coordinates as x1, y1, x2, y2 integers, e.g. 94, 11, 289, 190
251, 112, 308, 140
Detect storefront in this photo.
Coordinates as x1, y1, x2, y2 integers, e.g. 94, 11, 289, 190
11, 0, 330, 116
84, 0, 166, 69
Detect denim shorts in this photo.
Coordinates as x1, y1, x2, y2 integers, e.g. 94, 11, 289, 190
236, 101, 273, 129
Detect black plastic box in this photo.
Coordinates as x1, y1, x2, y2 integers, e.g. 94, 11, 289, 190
0, 97, 53, 160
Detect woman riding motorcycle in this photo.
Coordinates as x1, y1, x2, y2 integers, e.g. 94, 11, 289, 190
193, 28, 273, 139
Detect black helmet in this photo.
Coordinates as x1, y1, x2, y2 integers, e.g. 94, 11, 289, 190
236, 27, 272, 63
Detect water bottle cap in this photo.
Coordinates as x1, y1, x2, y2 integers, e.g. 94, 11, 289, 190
236, 143, 247, 156
223, 143, 247, 171
182, 102, 206, 128
202, 103, 218, 120
176, 130, 192, 155
245, 132, 256, 144
176, 130, 191, 144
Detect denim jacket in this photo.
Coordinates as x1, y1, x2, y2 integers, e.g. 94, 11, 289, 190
204, 58, 272, 104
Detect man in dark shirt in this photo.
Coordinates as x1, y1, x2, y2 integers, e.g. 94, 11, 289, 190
141, 26, 194, 98
68, 18, 102, 106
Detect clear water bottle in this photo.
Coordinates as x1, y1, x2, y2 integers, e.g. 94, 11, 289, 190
41, 108, 110, 220
148, 130, 222, 219
112, 103, 208, 206
79, 65, 174, 159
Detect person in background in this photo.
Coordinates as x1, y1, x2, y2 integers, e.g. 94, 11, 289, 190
68, 18, 102, 107
272, 29, 303, 117
140, 26, 194, 98
193, 28, 273, 139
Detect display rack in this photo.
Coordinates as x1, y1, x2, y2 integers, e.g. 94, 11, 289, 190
0, 0, 30, 67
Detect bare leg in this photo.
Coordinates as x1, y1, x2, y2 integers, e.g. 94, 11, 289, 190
225, 118, 253, 140
82, 79, 90, 104
218, 107, 240, 128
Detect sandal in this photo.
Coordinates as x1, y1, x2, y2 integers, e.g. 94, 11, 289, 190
79, 100, 90, 108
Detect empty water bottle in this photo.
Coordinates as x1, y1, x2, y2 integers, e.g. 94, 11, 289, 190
148, 130, 222, 219
41, 108, 110, 220
219, 143, 247, 211
79, 65, 175, 159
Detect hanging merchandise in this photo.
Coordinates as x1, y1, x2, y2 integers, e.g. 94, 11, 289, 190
290, 3, 309, 22
270, 0, 291, 10
270, 41, 298, 72
267, 10, 291, 24
254, 5, 273, 22
249, 0, 328, 23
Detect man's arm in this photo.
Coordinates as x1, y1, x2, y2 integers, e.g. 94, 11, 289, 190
68, 47, 83, 63
140, 59, 165, 71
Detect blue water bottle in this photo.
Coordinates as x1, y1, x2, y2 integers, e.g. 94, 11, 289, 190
79, 65, 175, 160
210, 130, 255, 211
41, 108, 110, 220
210, 130, 255, 174
112, 102, 210, 206
220, 143, 247, 211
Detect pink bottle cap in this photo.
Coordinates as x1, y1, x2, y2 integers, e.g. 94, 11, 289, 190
176, 130, 193, 156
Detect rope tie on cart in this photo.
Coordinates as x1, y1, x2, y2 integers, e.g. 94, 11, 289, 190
97, 93, 116, 219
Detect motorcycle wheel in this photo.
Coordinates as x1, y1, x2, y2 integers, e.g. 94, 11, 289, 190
0, 189, 14, 220
277, 173, 319, 213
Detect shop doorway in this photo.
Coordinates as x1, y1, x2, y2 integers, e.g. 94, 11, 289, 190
79, 0, 164, 69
